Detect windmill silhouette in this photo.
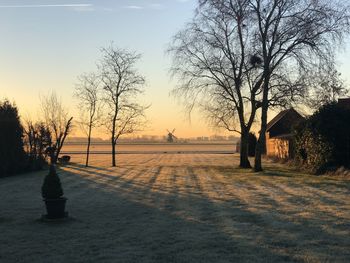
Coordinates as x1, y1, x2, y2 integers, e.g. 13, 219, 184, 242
166, 129, 177, 143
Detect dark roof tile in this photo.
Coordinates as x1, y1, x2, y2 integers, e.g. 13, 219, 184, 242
266, 108, 302, 131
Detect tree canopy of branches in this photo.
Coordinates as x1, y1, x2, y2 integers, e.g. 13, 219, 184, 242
169, 0, 265, 168
75, 73, 101, 167
303, 64, 347, 109
170, 0, 350, 171
99, 45, 147, 167
0, 100, 26, 177
246, 0, 350, 171
41, 93, 73, 164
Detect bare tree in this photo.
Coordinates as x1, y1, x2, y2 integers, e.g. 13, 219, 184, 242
180, 0, 350, 171
23, 120, 52, 168
248, 0, 350, 171
99, 45, 147, 167
303, 64, 347, 109
75, 73, 101, 167
41, 92, 73, 164
169, 0, 265, 168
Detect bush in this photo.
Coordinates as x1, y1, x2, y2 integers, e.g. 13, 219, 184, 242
41, 165, 64, 199
294, 103, 350, 174
0, 100, 26, 177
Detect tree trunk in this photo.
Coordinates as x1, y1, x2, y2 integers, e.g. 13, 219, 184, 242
111, 104, 118, 167
52, 145, 58, 164
53, 117, 73, 165
254, 104, 268, 172
254, 68, 270, 172
48, 146, 57, 165
85, 124, 92, 167
112, 138, 116, 167
239, 129, 251, 168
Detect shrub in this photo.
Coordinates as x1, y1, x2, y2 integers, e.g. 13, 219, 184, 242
0, 100, 26, 177
294, 103, 350, 174
294, 128, 333, 173
41, 165, 64, 199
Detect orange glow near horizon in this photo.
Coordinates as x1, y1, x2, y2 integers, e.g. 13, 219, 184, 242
1, 1, 349, 140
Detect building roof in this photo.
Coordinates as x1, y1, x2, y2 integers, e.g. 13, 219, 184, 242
266, 108, 295, 132
338, 98, 350, 109
266, 108, 301, 132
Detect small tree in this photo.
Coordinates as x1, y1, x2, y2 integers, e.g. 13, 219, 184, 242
0, 100, 26, 177
41, 164, 64, 199
75, 73, 101, 167
99, 44, 148, 167
305, 65, 348, 109
24, 120, 52, 169
41, 93, 73, 164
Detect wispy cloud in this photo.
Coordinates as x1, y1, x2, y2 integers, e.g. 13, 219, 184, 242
123, 5, 143, 10
0, 4, 93, 8
123, 3, 166, 11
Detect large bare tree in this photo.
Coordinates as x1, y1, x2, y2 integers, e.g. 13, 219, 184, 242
75, 72, 101, 167
99, 45, 147, 167
41, 92, 73, 164
171, 0, 349, 170
248, 0, 350, 171
169, 0, 265, 168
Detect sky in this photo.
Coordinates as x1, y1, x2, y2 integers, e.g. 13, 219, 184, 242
1, 0, 350, 139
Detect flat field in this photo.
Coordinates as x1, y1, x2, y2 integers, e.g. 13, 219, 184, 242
61, 142, 236, 154
1, 153, 349, 262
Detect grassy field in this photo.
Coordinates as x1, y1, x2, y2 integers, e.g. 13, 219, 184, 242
61, 142, 236, 154
1, 153, 349, 262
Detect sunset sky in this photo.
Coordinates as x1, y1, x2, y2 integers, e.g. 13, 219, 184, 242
1, 0, 350, 139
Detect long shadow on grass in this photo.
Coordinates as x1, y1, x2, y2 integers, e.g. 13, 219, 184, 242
57, 164, 350, 262
55, 166, 294, 262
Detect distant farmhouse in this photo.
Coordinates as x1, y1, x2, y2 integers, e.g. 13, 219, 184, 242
265, 108, 304, 159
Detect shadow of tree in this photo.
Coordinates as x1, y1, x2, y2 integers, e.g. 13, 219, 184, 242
52, 164, 350, 262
